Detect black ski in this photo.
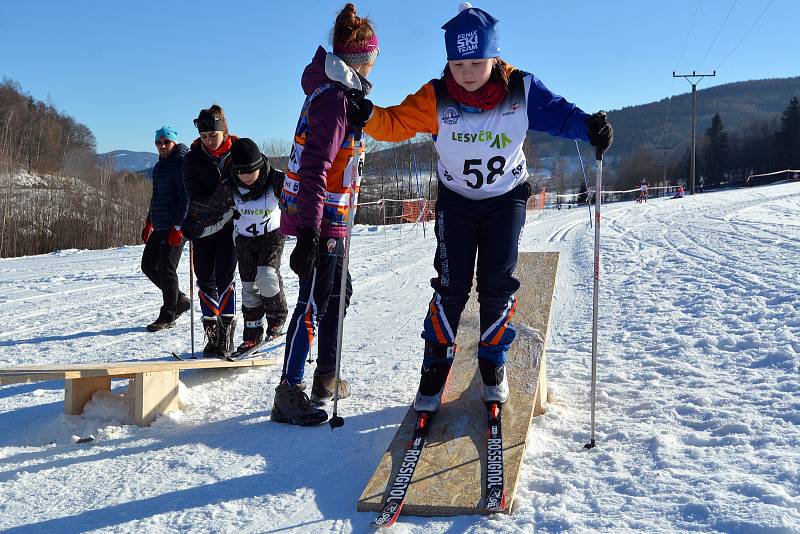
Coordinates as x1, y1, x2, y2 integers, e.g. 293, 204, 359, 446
227, 340, 269, 362
226, 332, 286, 362
484, 402, 506, 513
371, 411, 433, 528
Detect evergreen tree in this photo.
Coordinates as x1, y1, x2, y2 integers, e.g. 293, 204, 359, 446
702, 113, 729, 188
776, 96, 800, 169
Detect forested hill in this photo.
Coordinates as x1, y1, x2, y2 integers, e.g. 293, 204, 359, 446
532, 75, 800, 159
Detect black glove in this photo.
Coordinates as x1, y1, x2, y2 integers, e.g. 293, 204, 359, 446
269, 167, 286, 197
586, 111, 613, 159
346, 89, 374, 129
290, 227, 320, 280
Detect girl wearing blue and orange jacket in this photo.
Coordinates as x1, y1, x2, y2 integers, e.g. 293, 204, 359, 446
348, 4, 613, 413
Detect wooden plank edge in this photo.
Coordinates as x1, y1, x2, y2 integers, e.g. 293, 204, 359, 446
0, 357, 277, 379
503, 253, 559, 514
1, 358, 277, 385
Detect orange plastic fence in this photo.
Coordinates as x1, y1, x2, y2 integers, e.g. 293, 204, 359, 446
397, 188, 543, 223
526, 189, 547, 212
401, 199, 436, 223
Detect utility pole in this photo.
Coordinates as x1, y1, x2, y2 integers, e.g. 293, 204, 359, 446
673, 71, 715, 195
656, 145, 675, 195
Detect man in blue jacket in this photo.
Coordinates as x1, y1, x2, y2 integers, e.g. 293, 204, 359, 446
141, 126, 191, 332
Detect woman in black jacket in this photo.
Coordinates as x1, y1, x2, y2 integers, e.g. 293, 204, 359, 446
141, 126, 190, 332
182, 104, 238, 358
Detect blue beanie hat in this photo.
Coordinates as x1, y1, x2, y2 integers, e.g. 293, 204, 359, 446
442, 3, 500, 61
155, 126, 178, 142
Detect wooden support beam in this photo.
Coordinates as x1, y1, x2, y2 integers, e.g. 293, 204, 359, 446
64, 376, 112, 415
132, 371, 180, 426
2, 357, 278, 427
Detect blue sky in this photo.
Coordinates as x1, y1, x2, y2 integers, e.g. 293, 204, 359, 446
0, 0, 797, 153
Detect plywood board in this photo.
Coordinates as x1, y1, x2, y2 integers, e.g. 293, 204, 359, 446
0, 357, 276, 384
358, 252, 559, 516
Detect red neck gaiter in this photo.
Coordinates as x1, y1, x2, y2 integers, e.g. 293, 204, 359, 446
444, 71, 507, 110
207, 136, 232, 158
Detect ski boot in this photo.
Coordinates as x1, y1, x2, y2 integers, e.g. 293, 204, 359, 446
265, 320, 285, 340
237, 307, 264, 353
413, 341, 456, 413
310, 368, 351, 405
478, 358, 509, 404
202, 316, 220, 357
263, 293, 287, 339
271, 380, 328, 426
217, 315, 237, 358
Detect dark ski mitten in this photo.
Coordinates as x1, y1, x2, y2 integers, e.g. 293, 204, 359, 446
586, 111, 613, 157
289, 227, 320, 280
346, 89, 373, 129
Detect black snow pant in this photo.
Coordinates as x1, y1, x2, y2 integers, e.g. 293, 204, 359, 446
192, 220, 237, 317
141, 229, 186, 321
282, 236, 352, 385
422, 181, 530, 367
235, 229, 288, 331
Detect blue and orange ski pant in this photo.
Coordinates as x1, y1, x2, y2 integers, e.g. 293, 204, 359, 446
422, 181, 530, 367
193, 221, 237, 318
282, 236, 352, 385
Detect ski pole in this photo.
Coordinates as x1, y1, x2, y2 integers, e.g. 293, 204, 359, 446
330, 127, 362, 430
574, 140, 593, 228
189, 241, 195, 359
585, 146, 603, 450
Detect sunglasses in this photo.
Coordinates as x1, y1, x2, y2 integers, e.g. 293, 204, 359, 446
194, 117, 224, 131
155, 139, 173, 147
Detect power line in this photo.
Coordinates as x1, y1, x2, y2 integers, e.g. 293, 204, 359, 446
675, 0, 703, 70
694, 0, 740, 71
659, 0, 702, 148
715, 0, 775, 70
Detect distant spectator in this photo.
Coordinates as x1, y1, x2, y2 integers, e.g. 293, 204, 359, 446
636, 179, 648, 203
671, 185, 685, 199
141, 126, 190, 332
578, 181, 589, 204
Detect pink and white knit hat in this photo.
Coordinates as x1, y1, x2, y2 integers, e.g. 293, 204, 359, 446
333, 32, 379, 66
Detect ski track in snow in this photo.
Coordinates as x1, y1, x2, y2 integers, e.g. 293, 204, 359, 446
1, 184, 799, 533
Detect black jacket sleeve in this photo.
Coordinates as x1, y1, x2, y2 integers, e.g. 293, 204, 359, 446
173, 147, 189, 226
182, 151, 204, 202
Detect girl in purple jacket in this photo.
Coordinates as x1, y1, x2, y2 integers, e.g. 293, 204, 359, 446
273, 3, 378, 426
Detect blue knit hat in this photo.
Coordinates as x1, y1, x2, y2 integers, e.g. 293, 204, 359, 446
442, 3, 500, 61
155, 126, 178, 142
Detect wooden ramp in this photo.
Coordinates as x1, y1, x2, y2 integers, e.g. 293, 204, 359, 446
357, 252, 559, 516
0, 358, 276, 426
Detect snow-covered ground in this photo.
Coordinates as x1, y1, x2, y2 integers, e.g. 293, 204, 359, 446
1, 182, 798, 533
